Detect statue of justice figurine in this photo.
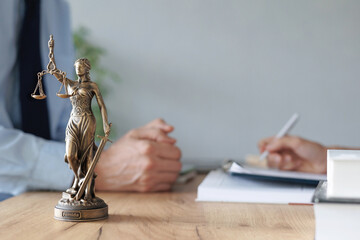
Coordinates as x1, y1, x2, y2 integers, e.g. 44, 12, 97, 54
32, 35, 111, 221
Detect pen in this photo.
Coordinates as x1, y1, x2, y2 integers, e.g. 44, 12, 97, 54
259, 113, 300, 161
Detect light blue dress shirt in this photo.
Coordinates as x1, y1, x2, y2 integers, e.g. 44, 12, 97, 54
0, 0, 75, 196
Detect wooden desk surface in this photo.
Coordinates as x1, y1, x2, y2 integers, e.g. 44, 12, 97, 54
0, 175, 314, 240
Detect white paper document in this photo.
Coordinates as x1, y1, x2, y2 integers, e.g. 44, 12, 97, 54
196, 169, 316, 204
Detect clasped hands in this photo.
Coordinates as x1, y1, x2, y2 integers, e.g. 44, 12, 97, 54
95, 118, 182, 192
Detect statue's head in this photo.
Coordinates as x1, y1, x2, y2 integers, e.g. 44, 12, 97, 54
74, 58, 91, 80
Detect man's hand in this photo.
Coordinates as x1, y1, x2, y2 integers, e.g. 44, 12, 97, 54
95, 119, 182, 192
258, 136, 327, 174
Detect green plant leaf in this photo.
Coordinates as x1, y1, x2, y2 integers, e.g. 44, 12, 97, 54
73, 26, 120, 139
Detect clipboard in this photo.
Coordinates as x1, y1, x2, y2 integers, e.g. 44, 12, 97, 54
223, 160, 326, 185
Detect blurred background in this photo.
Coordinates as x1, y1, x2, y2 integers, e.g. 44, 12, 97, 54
68, 0, 360, 165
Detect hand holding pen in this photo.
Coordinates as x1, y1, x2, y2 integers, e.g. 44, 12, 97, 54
259, 113, 300, 161
258, 114, 328, 174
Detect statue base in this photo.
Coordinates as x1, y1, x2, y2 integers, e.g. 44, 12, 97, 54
54, 192, 108, 222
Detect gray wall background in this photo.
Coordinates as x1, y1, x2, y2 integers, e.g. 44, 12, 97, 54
68, 0, 360, 164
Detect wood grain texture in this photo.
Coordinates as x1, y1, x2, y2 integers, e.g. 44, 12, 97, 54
0, 175, 314, 240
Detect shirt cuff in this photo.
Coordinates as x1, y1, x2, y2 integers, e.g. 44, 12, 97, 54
28, 140, 73, 191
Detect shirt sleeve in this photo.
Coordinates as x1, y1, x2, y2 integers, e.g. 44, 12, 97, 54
0, 125, 73, 195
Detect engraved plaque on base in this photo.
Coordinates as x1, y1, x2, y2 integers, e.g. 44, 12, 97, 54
54, 192, 108, 222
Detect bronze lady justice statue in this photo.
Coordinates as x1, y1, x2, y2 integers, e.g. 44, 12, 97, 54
32, 35, 111, 221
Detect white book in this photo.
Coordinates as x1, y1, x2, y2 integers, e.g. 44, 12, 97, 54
196, 169, 316, 204
314, 203, 360, 240
312, 181, 360, 239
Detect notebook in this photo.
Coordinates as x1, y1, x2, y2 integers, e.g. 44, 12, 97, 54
196, 169, 316, 204
223, 160, 326, 185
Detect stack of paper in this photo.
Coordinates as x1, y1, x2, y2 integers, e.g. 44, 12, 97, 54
314, 203, 360, 240
196, 169, 316, 204
312, 181, 360, 239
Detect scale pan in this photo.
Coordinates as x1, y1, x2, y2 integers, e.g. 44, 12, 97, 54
31, 94, 47, 100
56, 93, 72, 98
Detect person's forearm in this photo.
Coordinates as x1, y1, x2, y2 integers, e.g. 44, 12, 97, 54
0, 126, 73, 195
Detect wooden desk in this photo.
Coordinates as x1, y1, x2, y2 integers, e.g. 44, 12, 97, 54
0, 175, 314, 240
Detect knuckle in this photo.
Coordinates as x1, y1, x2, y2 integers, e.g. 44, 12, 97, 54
292, 137, 302, 150
143, 156, 156, 171
267, 159, 274, 168
154, 118, 164, 124
152, 128, 162, 136
139, 174, 152, 185
284, 154, 292, 162
126, 129, 137, 138
139, 141, 154, 155
175, 161, 182, 172
267, 156, 279, 168
173, 146, 182, 159
258, 138, 265, 146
